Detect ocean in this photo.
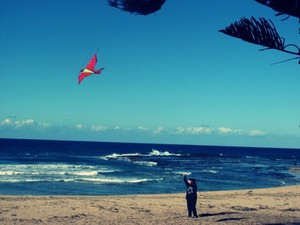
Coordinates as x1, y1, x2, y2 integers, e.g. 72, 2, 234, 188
0, 138, 299, 195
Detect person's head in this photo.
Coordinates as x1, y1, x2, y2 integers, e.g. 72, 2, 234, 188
188, 178, 196, 185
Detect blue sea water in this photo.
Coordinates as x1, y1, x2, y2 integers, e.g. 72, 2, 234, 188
0, 138, 299, 195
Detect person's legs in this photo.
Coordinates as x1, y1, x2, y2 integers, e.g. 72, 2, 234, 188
187, 200, 192, 217
191, 199, 198, 218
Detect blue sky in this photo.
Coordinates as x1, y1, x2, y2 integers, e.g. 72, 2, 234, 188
0, 0, 299, 148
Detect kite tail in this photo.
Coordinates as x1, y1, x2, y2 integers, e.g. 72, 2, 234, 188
94, 68, 104, 74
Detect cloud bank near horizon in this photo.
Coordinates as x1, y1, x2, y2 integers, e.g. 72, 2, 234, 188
2, 117, 300, 148
0, 117, 267, 137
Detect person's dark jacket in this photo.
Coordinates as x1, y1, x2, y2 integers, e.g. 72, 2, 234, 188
184, 175, 197, 200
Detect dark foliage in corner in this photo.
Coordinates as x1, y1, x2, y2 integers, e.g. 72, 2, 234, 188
219, 17, 300, 63
219, 0, 300, 64
255, 0, 300, 19
107, 0, 166, 15
219, 17, 285, 50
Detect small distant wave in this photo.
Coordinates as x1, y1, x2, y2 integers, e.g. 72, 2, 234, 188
173, 171, 192, 176
245, 156, 261, 159
202, 169, 219, 174
0, 179, 44, 183
66, 171, 98, 176
0, 171, 24, 176
133, 161, 158, 166
279, 181, 286, 185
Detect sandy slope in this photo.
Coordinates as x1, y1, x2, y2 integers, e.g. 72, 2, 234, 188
0, 186, 299, 225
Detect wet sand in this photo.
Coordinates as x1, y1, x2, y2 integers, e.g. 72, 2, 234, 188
0, 185, 299, 225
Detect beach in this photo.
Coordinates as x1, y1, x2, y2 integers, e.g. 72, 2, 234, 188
1, 185, 299, 225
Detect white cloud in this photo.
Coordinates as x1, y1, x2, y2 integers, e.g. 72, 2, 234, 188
249, 129, 265, 136
1, 118, 35, 128
217, 127, 266, 137
152, 126, 165, 134
0, 117, 269, 143
217, 127, 244, 135
91, 125, 107, 132
0, 118, 52, 130
76, 124, 84, 129
217, 127, 233, 134
1, 118, 12, 125
37, 122, 51, 128
138, 126, 149, 132
175, 126, 212, 135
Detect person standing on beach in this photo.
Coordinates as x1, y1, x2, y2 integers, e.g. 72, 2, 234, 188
183, 175, 198, 218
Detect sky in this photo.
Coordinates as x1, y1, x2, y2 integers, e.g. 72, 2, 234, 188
0, 0, 299, 148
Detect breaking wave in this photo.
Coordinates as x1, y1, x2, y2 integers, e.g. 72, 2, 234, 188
0, 176, 162, 184
100, 149, 181, 167
149, 149, 181, 156
0, 163, 119, 183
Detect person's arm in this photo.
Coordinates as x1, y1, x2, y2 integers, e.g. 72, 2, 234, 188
183, 175, 189, 186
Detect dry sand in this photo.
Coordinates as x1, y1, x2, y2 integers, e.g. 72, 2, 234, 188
0, 186, 299, 225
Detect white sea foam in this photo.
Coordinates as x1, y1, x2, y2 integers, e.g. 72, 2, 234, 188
0, 178, 51, 183
0, 163, 118, 184
76, 177, 162, 184
245, 156, 261, 159
2, 180, 21, 183
66, 171, 98, 176
0, 171, 22, 176
100, 149, 181, 162
100, 149, 181, 167
174, 171, 192, 176
202, 169, 218, 174
133, 161, 157, 166
149, 149, 181, 156
100, 153, 142, 161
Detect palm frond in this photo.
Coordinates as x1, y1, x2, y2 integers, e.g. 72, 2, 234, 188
219, 17, 285, 51
219, 16, 300, 64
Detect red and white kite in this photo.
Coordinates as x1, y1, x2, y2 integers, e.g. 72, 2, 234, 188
78, 51, 104, 84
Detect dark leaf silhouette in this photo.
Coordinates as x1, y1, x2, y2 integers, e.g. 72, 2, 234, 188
255, 0, 300, 19
219, 17, 285, 50
219, 17, 300, 64
107, 0, 166, 15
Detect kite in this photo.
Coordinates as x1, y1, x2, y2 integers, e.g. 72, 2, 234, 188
78, 51, 104, 84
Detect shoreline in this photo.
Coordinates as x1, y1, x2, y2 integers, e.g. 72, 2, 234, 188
1, 186, 299, 225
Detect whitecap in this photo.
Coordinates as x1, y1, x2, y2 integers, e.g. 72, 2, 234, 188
100, 153, 142, 161
149, 149, 181, 156
133, 161, 157, 167
66, 171, 98, 176
0, 171, 20, 176
174, 171, 192, 176
77, 177, 162, 184
202, 169, 218, 174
